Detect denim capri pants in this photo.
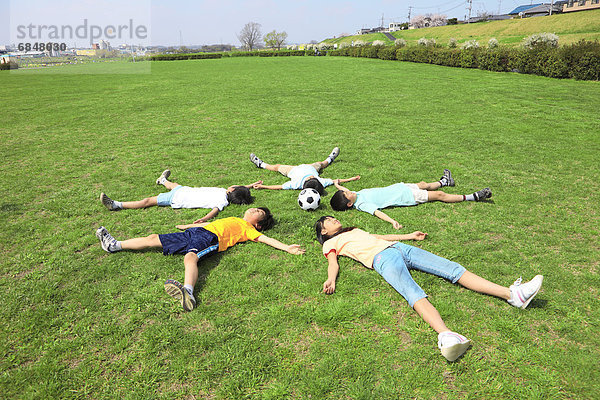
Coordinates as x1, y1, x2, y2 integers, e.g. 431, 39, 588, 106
372, 242, 466, 307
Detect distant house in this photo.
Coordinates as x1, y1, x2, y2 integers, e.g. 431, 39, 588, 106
563, 0, 600, 12
508, 3, 564, 17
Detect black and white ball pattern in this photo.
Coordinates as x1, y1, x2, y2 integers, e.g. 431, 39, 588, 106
298, 188, 320, 211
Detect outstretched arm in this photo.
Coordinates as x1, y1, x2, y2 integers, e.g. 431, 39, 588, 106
372, 231, 427, 241
232, 180, 263, 189
193, 207, 219, 224
323, 251, 340, 294
252, 183, 284, 190
373, 210, 402, 230
176, 221, 209, 230
333, 179, 350, 191
337, 175, 361, 184
256, 235, 305, 254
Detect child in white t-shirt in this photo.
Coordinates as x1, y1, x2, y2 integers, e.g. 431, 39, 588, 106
249, 147, 360, 196
100, 169, 262, 223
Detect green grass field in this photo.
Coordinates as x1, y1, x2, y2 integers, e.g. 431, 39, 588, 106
325, 9, 600, 47
1, 57, 599, 399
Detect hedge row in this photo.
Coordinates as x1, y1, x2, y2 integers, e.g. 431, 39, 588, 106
149, 53, 223, 61
151, 49, 306, 61
329, 40, 600, 81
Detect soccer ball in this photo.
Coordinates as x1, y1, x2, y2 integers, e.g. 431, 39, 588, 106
298, 188, 320, 211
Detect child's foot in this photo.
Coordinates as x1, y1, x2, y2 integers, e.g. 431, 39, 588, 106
474, 187, 492, 201
508, 275, 543, 309
250, 153, 264, 168
441, 169, 455, 187
95, 226, 120, 253
164, 279, 196, 311
156, 169, 171, 185
100, 192, 119, 211
438, 331, 471, 362
327, 147, 340, 164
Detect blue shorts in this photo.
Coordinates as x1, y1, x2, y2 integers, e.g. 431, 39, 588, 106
158, 227, 219, 259
157, 185, 182, 206
372, 242, 466, 307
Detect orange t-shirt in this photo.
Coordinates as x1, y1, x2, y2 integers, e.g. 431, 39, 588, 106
204, 217, 262, 252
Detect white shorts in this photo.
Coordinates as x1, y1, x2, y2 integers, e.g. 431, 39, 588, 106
404, 183, 429, 204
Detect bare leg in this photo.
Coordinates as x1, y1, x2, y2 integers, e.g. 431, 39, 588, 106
427, 191, 465, 203
417, 181, 442, 191
413, 298, 450, 333
162, 180, 180, 190
183, 252, 200, 287
120, 233, 162, 250
121, 196, 159, 209
457, 270, 510, 300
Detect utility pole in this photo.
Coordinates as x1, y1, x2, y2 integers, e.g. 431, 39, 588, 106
498, 0, 502, 15
467, 0, 473, 23
549, 0, 554, 15
381, 13, 385, 28
408, 6, 412, 22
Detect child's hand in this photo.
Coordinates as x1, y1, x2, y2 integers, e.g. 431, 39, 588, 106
253, 183, 264, 189
287, 244, 305, 255
193, 218, 206, 224
392, 220, 403, 230
352, 175, 361, 181
250, 180, 263, 187
333, 179, 340, 185
323, 279, 336, 294
411, 231, 428, 241
176, 224, 189, 230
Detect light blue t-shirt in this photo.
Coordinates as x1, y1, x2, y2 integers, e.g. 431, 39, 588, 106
353, 183, 417, 215
281, 164, 334, 190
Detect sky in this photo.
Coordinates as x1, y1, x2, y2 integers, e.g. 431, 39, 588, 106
1, 0, 531, 47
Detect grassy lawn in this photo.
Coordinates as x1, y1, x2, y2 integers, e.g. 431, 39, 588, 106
1, 56, 599, 399
325, 9, 600, 46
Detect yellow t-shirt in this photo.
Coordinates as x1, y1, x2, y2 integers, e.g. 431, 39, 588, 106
322, 228, 395, 269
204, 217, 262, 252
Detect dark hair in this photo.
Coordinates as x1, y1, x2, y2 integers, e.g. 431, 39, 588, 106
303, 178, 325, 196
330, 190, 352, 211
314, 215, 355, 245
227, 186, 254, 205
256, 207, 274, 232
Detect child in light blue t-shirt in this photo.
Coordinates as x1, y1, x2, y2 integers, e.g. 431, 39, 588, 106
330, 169, 491, 229
249, 147, 360, 196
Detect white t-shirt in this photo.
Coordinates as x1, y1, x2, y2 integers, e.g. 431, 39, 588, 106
170, 186, 229, 210
281, 164, 334, 190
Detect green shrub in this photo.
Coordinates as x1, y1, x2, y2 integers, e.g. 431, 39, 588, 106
377, 46, 397, 60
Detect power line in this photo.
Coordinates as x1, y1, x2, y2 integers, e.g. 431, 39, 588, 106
411, 0, 465, 10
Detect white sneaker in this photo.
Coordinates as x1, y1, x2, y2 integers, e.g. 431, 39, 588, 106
95, 226, 119, 253
438, 331, 471, 362
508, 275, 543, 309
328, 147, 340, 163
156, 169, 171, 185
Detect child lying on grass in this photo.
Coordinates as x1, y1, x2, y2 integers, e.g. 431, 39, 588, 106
96, 207, 304, 311
100, 169, 262, 223
315, 215, 543, 362
249, 147, 360, 195
330, 169, 491, 229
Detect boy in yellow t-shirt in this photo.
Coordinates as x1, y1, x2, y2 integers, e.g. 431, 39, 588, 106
95, 207, 305, 311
